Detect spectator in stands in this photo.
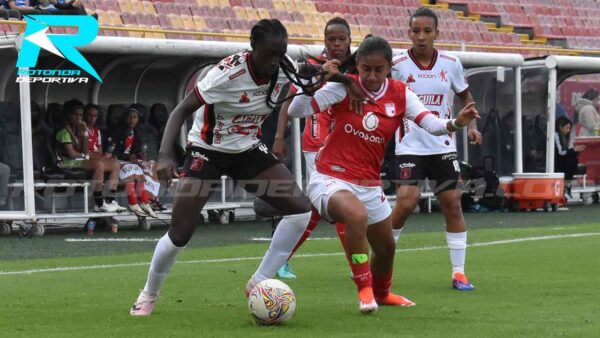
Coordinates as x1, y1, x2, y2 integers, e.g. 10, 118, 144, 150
38, 0, 87, 15
575, 88, 600, 137
111, 105, 163, 213
2, 0, 49, 14
55, 99, 126, 213
84, 103, 155, 218
0, 161, 9, 208
555, 102, 567, 119
555, 116, 585, 197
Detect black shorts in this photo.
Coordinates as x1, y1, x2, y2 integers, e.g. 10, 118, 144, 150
183, 143, 281, 181
394, 152, 462, 194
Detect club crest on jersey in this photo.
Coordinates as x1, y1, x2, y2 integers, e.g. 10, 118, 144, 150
384, 103, 396, 117
439, 70, 448, 82
190, 151, 209, 172
398, 162, 415, 180
239, 91, 250, 103
407, 74, 416, 83
362, 112, 379, 131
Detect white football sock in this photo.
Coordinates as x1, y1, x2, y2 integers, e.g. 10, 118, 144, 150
253, 211, 311, 282
393, 228, 404, 243
143, 233, 185, 293
446, 231, 467, 276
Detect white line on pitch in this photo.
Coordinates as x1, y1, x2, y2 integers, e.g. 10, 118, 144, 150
1, 232, 599, 276
65, 238, 161, 242
251, 237, 335, 241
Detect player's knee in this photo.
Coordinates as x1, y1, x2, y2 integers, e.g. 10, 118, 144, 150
346, 209, 368, 229
396, 198, 418, 214
168, 229, 193, 247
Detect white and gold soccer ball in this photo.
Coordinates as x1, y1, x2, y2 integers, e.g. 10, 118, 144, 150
248, 279, 296, 325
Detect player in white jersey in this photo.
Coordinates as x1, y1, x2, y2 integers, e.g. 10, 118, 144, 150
390, 8, 482, 291
129, 19, 349, 316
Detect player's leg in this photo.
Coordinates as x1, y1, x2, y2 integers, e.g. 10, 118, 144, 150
364, 188, 415, 307
327, 189, 376, 313
131, 149, 221, 316
239, 146, 311, 291
431, 152, 474, 291
391, 155, 424, 242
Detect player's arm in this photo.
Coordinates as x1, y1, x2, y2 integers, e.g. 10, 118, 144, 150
457, 89, 482, 145
288, 82, 347, 118
405, 87, 479, 135
272, 86, 296, 159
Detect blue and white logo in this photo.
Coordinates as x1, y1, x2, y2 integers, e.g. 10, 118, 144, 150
17, 15, 101, 82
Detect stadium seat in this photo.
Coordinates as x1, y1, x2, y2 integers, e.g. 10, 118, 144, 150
118, 0, 134, 13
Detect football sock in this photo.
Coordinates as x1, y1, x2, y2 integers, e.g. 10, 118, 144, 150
372, 269, 393, 299
289, 209, 320, 258
350, 254, 372, 290
446, 231, 467, 276
126, 182, 137, 205
93, 191, 103, 207
335, 222, 351, 263
137, 181, 150, 204
253, 211, 311, 281
143, 233, 185, 293
393, 228, 404, 243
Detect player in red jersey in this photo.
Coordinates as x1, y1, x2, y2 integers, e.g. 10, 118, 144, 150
287, 36, 479, 313
129, 19, 352, 316
272, 17, 356, 279
391, 8, 483, 291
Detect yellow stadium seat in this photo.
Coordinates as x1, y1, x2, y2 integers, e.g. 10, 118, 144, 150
140, 1, 156, 14
245, 8, 260, 21
130, 0, 145, 14
168, 13, 185, 29
181, 15, 196, 30
118, 0, 134, 13
207, 0, 220, 7
282, 0, 297, 11
217, 0, 229, 7
233, 7, 247, 20
95, 10, 110, 26
256, 8, 271, 19
107, 10, 123, 26
272, 0, 285, 10
303, 1, 317, 13
192, 16, 207, 30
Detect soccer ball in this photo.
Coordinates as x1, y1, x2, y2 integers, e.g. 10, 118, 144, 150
248, 279, 296, 325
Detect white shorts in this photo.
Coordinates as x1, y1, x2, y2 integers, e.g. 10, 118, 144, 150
144, 175, 160, 197
119, 162, 144, 181
303, 151, 317, 182
307, 171, 391, 225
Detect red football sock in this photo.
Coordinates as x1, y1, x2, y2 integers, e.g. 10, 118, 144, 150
288, 207, 320, 258
136, 181, 150, 204
125, 182, 137, 205
350, 260, 372, 291
335, 222, 351, 263
372, 269, 393, 299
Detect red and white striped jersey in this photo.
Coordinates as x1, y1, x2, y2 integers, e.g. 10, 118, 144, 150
188, 51, 296, 153
391, 49, 469, 155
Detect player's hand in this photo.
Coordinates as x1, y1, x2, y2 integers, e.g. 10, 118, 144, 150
575, 144, 586, 152
468, 128, 482, 145
157, 155, 179, 188
454, 102, 480, 128
321, 59, 341, 81
346, 79, 372, 116
272, 137, 286, 160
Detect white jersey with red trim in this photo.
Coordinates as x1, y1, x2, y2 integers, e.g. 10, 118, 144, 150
391, 49, 469, 155
188, 51, 295, 153
289, 74, 452, 187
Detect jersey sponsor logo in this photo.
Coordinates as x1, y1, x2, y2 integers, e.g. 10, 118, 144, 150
384, 103, 396, 117
191, 151, 210, 161
439, 70, 448, 82
441, 153, 457, 161
239, 91, 250, 103
231, 114, 266, 124
331, 165, 346, 172
418, 94, 444, 106
418, 74, 436, 79
362, 112, 379, 131
228, 69, 246, 80
226, 125, 260, 136
344, 123, 384, 144
406, 74, 415, 83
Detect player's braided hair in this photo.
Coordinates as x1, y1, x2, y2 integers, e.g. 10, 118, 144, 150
250, 19, 328, 108
409, 7, 439, 29
356, 35, 393, 64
